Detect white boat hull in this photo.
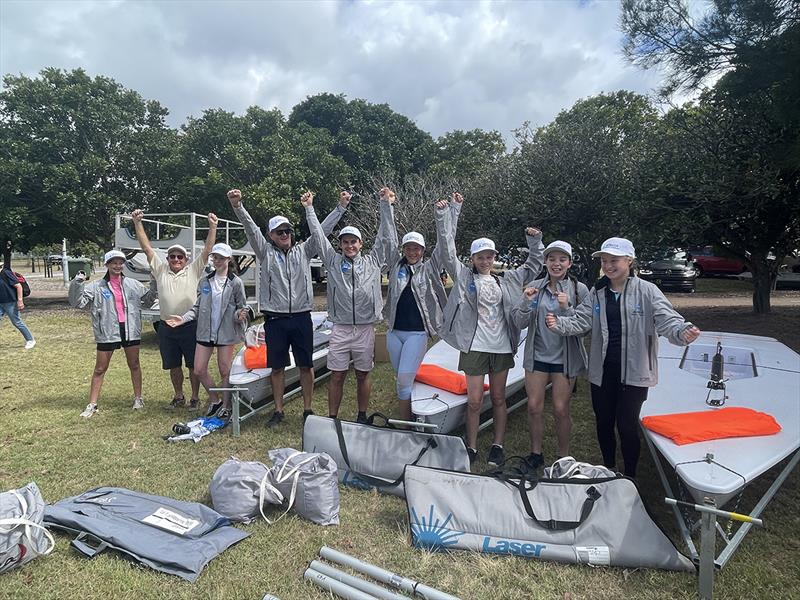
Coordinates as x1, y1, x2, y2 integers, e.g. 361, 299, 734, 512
641, 331, 800, 506
411, 329, 529, 434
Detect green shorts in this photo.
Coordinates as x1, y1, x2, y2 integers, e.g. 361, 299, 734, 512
458, 350, 514, 376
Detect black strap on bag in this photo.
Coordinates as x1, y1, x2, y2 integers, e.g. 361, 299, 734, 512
333, 417, 437, 489
517, 479, 602, 531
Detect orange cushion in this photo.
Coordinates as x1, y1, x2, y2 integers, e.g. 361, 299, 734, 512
641, 407, 781, 445
243, 345, 268, 370
415, 364, 489, 395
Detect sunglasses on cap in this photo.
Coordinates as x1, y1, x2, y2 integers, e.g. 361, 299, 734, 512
168, 254, 186, 260
274, 228, 293, 237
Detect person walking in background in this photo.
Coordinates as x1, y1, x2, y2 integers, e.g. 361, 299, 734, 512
69, 250, 156, 417
383, 194, 463, 423
306, 187, 396, 422
165, 243, 248, 421
438, 194, 544, 467
511, 240, 589, 474
228, 188, 350, 427
0, 260, 35, 350
131, 209, 218, 410
547, 237, 701, 477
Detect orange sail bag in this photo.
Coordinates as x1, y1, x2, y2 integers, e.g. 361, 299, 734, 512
243, 345, 268, 370
641, 407, 781, 445
415, 364, 489, 395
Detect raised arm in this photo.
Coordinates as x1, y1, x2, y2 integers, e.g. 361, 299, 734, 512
449, 192, 463, 238
429, 193, 461, 274
303, 191, 351, 258
369, 187, 398, 270
303, 192, 337, 267
228, 189, 269, 261
434, 198, 466, 285
200, 213, 219, 263
68, 272, 94, 310
131, 209, 155, 262
503, 227, 544, 288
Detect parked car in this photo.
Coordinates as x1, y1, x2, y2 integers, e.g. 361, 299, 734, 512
310, 257, 326, 283
638, 250, 697, 293
688, 246, 747, 277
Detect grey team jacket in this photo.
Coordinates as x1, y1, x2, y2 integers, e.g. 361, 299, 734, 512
307, 200, 396, 325
550, 275, 694, 387
438, 206, 544, 353
384, 201, 463, 337
510, 275, 590, 379
181, 272, 246, 345
234, 203, 346, 315
69, 273, 155, 343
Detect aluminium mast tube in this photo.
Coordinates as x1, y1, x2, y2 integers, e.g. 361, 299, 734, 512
304, 567, 378, 600
310, 560, 408, 600
319, 546, 461, 600
664, 498, 764, 526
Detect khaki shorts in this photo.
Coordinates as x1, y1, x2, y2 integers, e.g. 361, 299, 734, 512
458, 350, 514, 376
327, 323, 375, 372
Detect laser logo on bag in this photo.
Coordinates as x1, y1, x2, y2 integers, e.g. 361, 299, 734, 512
482, 537, 546, 558
342, 470, 375, 491
410, 505, 464, 550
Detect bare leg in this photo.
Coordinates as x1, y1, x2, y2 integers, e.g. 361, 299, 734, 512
169, 367, 184, 399
123, 345, 142, 398
271, 368, 286, 411
193, 344, 219, 403
327, 370, 348, 417
551, 374, 575, 457
489, 369, 510, 446
89, 350, 114, 406
355, 369, 371, 413
189, 371, 201, 402
216, 344, 235, 408
525, 371, 550, 454
464, 375, 486, 450
299, 367, 314, 411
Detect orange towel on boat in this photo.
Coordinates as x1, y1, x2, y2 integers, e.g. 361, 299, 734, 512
243, 345, 268, 370
641, 407, 781, 445
415, 364, 489, 395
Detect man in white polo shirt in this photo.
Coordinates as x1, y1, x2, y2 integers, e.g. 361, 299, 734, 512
131, 209, 218, 409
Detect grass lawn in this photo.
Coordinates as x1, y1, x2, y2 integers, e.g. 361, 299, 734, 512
0, 302, 798, 600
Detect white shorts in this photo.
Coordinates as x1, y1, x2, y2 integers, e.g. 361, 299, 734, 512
327, 323, 375, 372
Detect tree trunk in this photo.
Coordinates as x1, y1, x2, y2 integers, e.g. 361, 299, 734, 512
749, 255, 775, 314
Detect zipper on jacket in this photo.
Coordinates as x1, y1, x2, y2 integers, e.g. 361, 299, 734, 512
621, 279, 629, 387
351, 259, 356, 325
410, 264, 433, 336
287, 250, 292, 314
213, 277, 230, 343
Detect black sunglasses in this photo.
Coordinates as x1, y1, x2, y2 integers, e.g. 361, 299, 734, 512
168, 254, 186, 260
274, 229, 293, 237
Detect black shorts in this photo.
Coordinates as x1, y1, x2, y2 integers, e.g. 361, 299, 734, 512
197, 340, 222, 348
263, 311, 313, 369
158, 319, 197, 369
533, 360, 564, 374
97, 323, 141, 352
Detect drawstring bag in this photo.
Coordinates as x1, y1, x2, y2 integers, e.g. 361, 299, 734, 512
267, 448, 340, 526
208, 457, 283, 524
0, 482, 55, 574
543, 456, 617, 479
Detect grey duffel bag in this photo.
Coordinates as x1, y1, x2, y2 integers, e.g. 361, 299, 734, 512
403, 465, 694, 571
1, 482, 55, 574
302, 414, 470, 498
209, 457, 283, 524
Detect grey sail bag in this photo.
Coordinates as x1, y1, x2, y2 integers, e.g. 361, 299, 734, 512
43, 487, 249, 581
0, 482, 55, 574
209, 457, 283, 524
302, 414, 470, 498
266, 448, 340, 526
403, 464, 694, 572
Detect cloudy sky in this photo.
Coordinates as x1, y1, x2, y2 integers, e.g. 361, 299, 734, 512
1, 0, 667, 143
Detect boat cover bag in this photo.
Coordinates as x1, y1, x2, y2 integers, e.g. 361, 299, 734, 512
0, 482, 55, 574
209, 457, 283, 523
403, 465, 695, 572
267, 448, 340, 526
43, 487, 249, 581
302, 414, 471, 498
641, 407, 781, 445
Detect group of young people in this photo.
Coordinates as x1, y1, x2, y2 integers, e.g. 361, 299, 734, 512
68, 188, 701, 477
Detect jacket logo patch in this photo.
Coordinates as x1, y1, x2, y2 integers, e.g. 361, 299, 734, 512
201, 284, 211, 295
468, 281, 477, 295
101, 289, 113, 299
341, 262, 351, 274
594, 303, 601, 313
632, 303, 644, 316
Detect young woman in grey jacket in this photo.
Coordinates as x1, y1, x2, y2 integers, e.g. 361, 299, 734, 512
69, 250, 156, 418
511, 240, 589, 473
547, 237, 700, 477
438, 195, 544, 467
166, 243, 247, 420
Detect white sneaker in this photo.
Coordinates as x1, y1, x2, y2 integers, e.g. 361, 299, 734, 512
80, 403, 98, 418
132, 397, 145, 410
24, 340, 36, 350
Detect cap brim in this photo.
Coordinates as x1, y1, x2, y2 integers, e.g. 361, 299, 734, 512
592, 250, 632, 258
544, 248, 571, 258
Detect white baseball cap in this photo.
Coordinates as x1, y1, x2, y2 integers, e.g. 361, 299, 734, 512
103, 250, 126, 264
339, 226, 362, 241
470, 238, 497, 256
544, 240, 573, 259
592, 237, 636, 258
166, 244, 189, 257
268, 216, 291, 232
402, 231, 425, 248
210, 243, 233, 258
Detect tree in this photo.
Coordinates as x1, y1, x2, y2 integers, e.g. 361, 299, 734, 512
429, 129, 507, 180
0, 68, 177, 250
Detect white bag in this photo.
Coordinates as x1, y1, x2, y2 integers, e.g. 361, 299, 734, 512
0, 482, 55, 574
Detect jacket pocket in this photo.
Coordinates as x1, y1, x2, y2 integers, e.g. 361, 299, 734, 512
449, 305, 460, 331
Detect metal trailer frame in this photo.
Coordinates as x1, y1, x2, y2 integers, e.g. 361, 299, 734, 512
114, 212, 261, 322
642, 429, 799, 600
